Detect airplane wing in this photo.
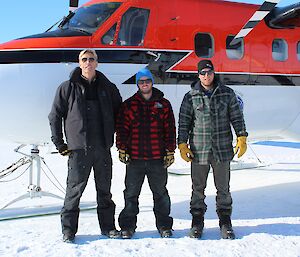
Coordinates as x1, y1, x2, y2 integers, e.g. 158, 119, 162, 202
230, 0, 281, 46
265, 2, 300, 28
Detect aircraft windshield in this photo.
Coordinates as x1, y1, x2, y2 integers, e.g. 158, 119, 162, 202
59, 2, 121, 34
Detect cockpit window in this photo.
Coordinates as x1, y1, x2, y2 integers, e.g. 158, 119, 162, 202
59, 2, 121, 34
117, 8, 150, 46
297, 42, 300, 61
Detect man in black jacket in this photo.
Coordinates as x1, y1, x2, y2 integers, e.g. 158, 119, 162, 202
48, 49, 122, 243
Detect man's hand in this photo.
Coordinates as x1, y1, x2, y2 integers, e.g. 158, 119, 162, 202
119, 149, 130, 164
234, 136, 247, 158
58, 144, 72, 156
178, 143, 194, 162
163, 151, 175, 168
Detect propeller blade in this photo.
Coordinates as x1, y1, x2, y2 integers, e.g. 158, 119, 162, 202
230, 0, 281, 46
69, 0, 79, 12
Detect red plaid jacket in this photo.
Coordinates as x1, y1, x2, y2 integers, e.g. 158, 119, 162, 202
116, 88, 176, 160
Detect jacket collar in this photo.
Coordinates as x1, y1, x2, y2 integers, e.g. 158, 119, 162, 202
69, 67, 100, 84
134, 87, 164, 102
190, 80, 221, 96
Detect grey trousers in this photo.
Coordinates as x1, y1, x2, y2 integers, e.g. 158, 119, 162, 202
190, 154, 232, 217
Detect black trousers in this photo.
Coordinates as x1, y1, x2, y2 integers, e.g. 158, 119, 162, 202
61, 147, 116, 235
118, 160, 173, 231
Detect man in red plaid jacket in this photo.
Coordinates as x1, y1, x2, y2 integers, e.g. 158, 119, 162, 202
116, 67, 176, 239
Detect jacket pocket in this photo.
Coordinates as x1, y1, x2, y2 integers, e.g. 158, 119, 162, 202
212, 100, 227, 117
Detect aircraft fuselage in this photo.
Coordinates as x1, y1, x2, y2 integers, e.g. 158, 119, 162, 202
0, 0, 299, 144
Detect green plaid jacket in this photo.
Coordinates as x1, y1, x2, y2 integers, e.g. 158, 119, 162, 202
178, 80, 247, 164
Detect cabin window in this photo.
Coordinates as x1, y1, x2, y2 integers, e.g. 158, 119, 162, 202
194, 33, 214, 58
101, 23, 117, 45
226, 35, 244, 60
117, 8, 150, 46
297, 42, 300, 61
272, 39, 288, 61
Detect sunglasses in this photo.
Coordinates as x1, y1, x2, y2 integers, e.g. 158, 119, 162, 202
81, 57, 96, 63
137, 79, 152, 85
199, 70, 214, 76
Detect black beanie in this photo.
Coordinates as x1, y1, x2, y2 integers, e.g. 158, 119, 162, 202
198, 60, 214, 72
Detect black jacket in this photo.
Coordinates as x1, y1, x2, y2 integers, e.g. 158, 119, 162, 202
48, 67, 122, 150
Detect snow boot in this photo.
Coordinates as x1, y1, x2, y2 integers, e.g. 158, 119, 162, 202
189, 215, 204, 238
217, 209, 235, 240
102, 229, 120, 239
159, 227, 173, 238
189, 226, 203, 238
120, 229, 135, 239
220, 224, 235, 239
63, 233, 75, 243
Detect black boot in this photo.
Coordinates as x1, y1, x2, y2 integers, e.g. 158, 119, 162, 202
63, 233, 75, 243
189, 215, 204, 238
120, 229, 135, 239
159, 227, 173, 238
217, 209, 235, 240
101, 229, 120, 239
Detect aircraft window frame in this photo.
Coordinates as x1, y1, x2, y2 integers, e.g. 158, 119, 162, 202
297, 41, 300, 61
101, 23, 117, 45
117, 7, 150, 46
272, 39, 288, 61
194, 33, 214, 58
58, 2, 121, 34
226, 35, 244, 60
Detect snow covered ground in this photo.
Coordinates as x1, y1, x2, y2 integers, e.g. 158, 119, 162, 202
0, 140, 300, 257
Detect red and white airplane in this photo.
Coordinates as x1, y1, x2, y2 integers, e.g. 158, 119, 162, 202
0, 0, 299, 144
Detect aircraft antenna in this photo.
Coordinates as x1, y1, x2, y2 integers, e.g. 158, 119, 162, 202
45, 0, 79, 32
69, 0, 79, 13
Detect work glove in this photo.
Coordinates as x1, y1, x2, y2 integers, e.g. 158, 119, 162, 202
58, 144, 72, 156
234, 136, 247, 158
178, 143, 194, 162
163, 151, 175, 168
119, 149, 130, 164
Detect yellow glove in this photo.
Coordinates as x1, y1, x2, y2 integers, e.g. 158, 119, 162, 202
163, 151, 175, 168
119, 149, 130, 164
178, 143, 194, 162
234, 136, 247, 158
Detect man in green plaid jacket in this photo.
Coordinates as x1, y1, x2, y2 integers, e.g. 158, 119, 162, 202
178, 60, 248, 240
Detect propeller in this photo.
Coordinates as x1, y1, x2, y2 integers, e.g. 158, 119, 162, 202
69, 0, 79, 13
230, 0, 281, 46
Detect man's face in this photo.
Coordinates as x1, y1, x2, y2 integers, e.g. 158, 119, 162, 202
79, 53, 98, 73
137, 76, 153, 94
198, 68, 214, 88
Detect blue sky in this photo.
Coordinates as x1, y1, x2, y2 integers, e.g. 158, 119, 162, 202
0, 0, 297, 44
